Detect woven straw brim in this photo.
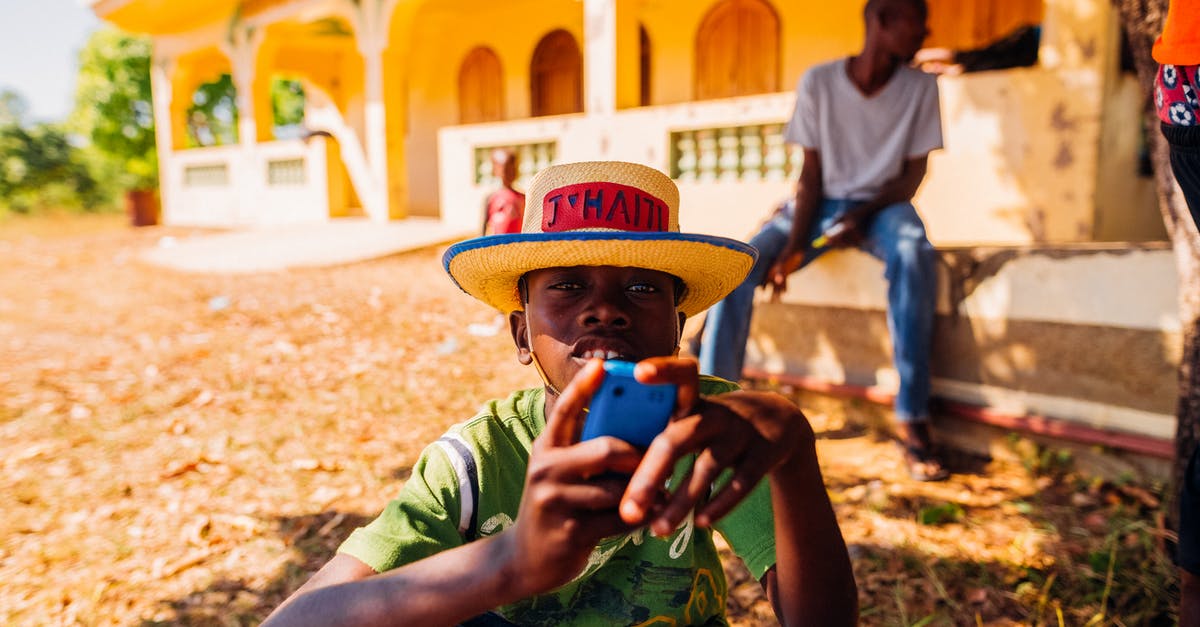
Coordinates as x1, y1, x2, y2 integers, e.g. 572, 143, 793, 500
443, 232, 757, 317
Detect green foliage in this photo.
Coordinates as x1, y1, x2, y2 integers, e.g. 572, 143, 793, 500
916, 502, 964, 526
186, 74, 238, 147
182, 74, 305, 145
0, 89, 28, 127
0, 120, 105, 215
70, 28, 156, 191
1005, 434, 1075, 478
271, 77, 306, 133
0, 88, 107, 214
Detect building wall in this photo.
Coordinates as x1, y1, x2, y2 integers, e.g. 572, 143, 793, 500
99, 0, 1180, 451
105, 0, 1161, 242
747, 244, 1180, 442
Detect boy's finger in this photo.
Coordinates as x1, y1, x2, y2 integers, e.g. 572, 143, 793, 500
633, 358, 699, 418
618, 412, 718, 524
547, 437, 644, 479
651, 448, 727, 536
543, 359, 606, 448
695, 449, 774, 527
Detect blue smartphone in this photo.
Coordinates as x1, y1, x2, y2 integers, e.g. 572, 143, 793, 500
581, 360, 677, 448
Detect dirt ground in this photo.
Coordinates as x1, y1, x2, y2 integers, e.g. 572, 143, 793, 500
0, 215, 1177, 625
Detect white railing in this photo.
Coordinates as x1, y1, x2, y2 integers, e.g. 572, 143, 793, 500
439, 93, 799, 239
165, 138, 330, 227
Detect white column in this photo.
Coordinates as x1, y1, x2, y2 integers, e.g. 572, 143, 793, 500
224, 29, 263, 153
149, 48, 175, 223
584, 0, 616, 114
358, 0, 390, 222
584, 0, 638, 114
222, 27, 264, 226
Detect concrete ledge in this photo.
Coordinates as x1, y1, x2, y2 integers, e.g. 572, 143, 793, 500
747, 242, 1181, 446
743, 368, 1174, 480
139, 218, 473, 274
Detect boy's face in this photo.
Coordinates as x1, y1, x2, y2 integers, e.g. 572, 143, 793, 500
877, 1, 929, 61
492, 152, 517, 186
510, 265, 685, 394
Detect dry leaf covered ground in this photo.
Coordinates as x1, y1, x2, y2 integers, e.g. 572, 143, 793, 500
0, 214, 1177, 626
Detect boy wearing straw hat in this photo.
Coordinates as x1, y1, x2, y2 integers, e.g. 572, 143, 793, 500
264, 161, 857, 626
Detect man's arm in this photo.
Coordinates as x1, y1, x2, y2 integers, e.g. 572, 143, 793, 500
766, 148, 823, 294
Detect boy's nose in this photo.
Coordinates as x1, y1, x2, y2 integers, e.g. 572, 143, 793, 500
580, 295, 631, 328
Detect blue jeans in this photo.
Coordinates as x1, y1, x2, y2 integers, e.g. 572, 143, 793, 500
697, 198, 937, 423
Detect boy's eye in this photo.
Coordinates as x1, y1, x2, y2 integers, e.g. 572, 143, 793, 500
548, 281, 583, 291
627, 283, 659, 294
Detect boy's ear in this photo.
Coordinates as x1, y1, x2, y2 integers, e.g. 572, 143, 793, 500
510, 310, 533, 365
675, 312, 687, 354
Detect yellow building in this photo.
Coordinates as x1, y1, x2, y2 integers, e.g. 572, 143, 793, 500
93, 0, 1179, 475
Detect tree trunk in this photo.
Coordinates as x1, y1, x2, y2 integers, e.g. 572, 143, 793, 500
1113, 0, 1200, 529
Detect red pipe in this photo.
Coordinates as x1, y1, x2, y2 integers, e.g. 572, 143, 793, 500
741, 368, 1174, 459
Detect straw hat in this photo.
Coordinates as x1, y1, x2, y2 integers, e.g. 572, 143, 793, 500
443, 161, 757, 316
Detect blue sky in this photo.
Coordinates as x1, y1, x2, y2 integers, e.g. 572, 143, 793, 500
0, 0, 101, 122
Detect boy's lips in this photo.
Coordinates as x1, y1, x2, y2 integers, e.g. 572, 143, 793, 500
571, 337, 637, 362
575, 349, 625, 361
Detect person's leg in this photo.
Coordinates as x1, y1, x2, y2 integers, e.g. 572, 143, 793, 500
1181, 447, 1200, 626
860, 201, 944, 479
697, 200, 848, 381
697, 219, 789, 381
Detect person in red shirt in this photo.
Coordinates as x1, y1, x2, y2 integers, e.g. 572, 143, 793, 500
482, 149, 526, 235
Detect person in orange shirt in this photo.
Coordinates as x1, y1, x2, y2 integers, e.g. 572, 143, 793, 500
1154, 0, 1200, 229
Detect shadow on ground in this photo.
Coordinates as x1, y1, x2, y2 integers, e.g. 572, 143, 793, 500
138, 510, 371, 626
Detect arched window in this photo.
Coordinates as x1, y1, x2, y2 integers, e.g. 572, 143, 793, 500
530, 29, 583, 117
640, 25, 652, 106
694, 0, 780, 101
458, 46, 505, 124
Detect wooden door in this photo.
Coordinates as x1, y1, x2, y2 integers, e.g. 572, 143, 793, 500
925, 0, 1043, 51
459, 46, 505, 124
695, 0, 780, 101
531, 29, 583, 117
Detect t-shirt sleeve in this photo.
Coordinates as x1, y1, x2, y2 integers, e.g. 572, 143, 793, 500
907, 74, 944, 158
713, 478, 777, 580
337, 443, 466, 572
700, 376, 777, 579
783, 71, 820, 148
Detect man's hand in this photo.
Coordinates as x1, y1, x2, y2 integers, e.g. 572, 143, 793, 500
617, 358, 815, 535
819, 211, 868, 249
764, 249, 804, 301
501, 359, 645, 595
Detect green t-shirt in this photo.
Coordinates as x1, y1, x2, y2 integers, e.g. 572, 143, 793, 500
338, 377, 777, 625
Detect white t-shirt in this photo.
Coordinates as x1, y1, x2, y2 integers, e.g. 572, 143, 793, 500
783, 58, 943, 201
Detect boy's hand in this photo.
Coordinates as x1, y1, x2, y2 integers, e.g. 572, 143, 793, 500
500, 359, 644, 595
619, 358, 815, 536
